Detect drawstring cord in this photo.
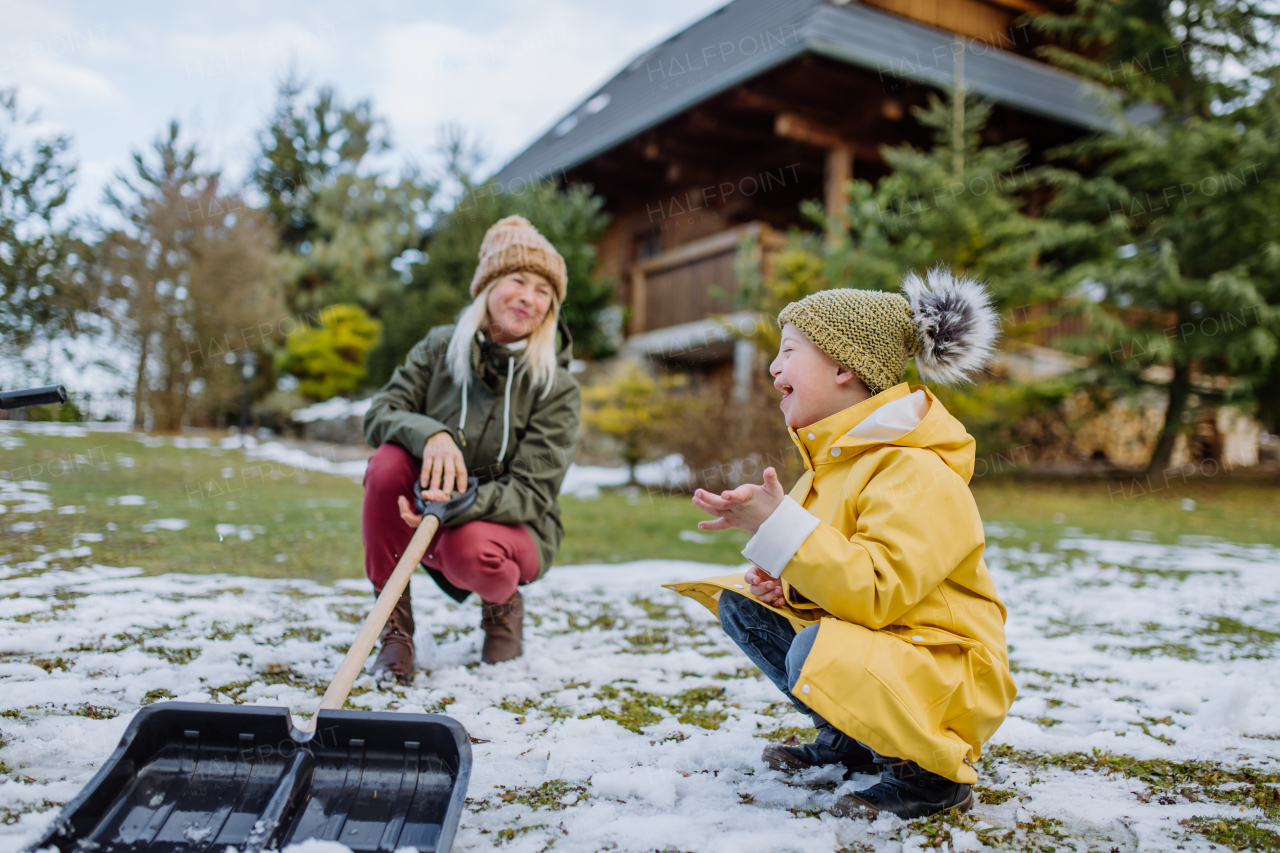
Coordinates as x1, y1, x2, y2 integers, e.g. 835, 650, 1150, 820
456, 344, 516, 463
497, 357, 514, 465
457, 378, 468, 446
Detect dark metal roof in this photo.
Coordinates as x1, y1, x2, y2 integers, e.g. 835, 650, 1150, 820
493, 0, 1119, 188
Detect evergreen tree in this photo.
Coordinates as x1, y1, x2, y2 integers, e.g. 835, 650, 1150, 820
1034, 0, 1280, 471
368, 144, 616, 384
0, 88, 87, 364
739, 90, 1072, 355
253, 77, 433, 317
824, 93, 1072, 312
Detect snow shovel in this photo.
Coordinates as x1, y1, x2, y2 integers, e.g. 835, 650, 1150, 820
29, 482, 479, 853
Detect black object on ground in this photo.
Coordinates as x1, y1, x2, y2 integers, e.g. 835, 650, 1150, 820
28, 703, 471, 852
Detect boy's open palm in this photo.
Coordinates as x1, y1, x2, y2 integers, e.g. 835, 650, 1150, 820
692, 467, 785, 535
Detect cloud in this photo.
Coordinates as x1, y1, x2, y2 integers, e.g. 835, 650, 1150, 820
25, 57, 126, 106
162, 19, 343, 84
373, 1, 725, 171
0, 0, 729, 217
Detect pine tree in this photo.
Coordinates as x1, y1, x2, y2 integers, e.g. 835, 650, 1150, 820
0, 88, 86, 364
1034, 0, 1280, 471
253, 77, 433, 318
368, 135, 616, 384
739, 89, 1072, 355
824, 92, 1072, 312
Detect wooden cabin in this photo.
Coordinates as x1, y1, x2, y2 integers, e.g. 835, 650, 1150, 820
494, 0, 1104, 383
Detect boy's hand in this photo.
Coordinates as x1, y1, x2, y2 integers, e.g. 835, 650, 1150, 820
692, 467, 785, 535
397, 493, 426, 529
745, 565, 786, 608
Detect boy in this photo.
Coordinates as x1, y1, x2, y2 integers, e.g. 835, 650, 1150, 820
666, 269, 1017, 819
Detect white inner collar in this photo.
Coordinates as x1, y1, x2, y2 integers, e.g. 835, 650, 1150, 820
845, 390, 929, 441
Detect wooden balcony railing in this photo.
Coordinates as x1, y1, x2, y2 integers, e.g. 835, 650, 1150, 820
627, 222, 782, 335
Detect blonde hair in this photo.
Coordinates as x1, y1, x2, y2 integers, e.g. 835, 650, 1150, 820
446, 279, 562, 399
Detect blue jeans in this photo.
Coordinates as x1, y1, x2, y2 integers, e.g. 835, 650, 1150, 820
718, 591, 828, 726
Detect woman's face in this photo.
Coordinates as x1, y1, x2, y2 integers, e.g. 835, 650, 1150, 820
486, 271, 554, 344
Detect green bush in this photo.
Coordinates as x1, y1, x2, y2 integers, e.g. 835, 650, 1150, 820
279, 303, 381, 400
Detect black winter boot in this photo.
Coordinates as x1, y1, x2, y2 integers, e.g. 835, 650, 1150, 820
762, 723, 879, 778
832, 756, 972, 819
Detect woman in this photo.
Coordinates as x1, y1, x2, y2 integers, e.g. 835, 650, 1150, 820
361, 215, 581, 681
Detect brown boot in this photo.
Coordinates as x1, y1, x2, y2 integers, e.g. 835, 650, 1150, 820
372, 588, 414, 684
480, 591, 523, 664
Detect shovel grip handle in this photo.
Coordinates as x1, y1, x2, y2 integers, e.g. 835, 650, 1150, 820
303, 515, 440, 732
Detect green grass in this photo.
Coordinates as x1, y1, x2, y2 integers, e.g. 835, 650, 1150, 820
0, 429, 364, 581
556, 488, 751, 566
971, 475, 1280, 549
3, 428, 1277, 586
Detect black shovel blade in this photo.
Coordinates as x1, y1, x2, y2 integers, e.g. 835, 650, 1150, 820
29, 703, 471, 853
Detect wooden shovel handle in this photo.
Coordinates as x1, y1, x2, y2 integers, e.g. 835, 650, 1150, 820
301, 514, 440, 732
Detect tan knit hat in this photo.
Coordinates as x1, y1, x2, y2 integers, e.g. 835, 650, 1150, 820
470, 215, 567, 302
777, 269, 1000, 395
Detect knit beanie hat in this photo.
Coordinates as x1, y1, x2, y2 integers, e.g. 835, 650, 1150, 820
470, 215, 568, 302
777, 267, 999, 395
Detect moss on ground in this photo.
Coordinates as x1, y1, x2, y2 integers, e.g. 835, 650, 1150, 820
985, 744, 1280, 820
1179, 816, 1280, 852
581, 683, 730, 733
467, 778, 589, 814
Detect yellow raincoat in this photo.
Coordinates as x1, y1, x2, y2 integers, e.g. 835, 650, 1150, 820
665, 383, 1016, 783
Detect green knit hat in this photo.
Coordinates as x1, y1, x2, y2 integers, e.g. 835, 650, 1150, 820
777, 269, 1000, 395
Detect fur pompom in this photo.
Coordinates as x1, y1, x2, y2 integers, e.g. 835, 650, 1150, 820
901, 266, 999, 385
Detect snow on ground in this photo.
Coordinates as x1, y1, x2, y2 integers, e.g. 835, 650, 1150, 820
3, 518, 1280, 853
291, 397, 374, 424
1, 419, 694, 498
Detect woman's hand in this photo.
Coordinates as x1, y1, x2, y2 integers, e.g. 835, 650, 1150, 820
745, 565, 787, 608
421, 431, 467, 501
692, 467, 785, 534
396, 431, 468, 529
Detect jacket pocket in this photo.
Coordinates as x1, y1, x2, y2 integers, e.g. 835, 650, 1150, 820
864, 630, 971, 730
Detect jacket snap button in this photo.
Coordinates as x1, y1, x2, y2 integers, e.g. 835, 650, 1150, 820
807, 432, 815, 440
800, 684, 810, 695
829, 447, 841, 457
733, 583, 744, 589
911, 635, 924, 641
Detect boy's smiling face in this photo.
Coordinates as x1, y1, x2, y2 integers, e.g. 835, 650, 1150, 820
770, 323, 873, 429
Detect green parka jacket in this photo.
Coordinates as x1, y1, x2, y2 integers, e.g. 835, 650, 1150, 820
362, 319, 581, 594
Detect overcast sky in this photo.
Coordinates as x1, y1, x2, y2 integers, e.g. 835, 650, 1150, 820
0, 0, 729, 216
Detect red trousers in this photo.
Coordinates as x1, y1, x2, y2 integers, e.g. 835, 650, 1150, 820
361, 443, 539, 603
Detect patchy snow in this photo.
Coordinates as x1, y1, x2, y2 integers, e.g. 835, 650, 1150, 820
0, 480, 52, 515
219, 435, 369, 482
291, 397, 373, 424
140, 519, 189, 532
2, 522, 1280, 851
0, 422, 133, 437
561, 453, 693, 499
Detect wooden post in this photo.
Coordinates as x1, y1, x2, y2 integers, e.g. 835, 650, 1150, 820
630, 268, 647, 335
825, 144, 853, 243
773, 113, 856, 243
